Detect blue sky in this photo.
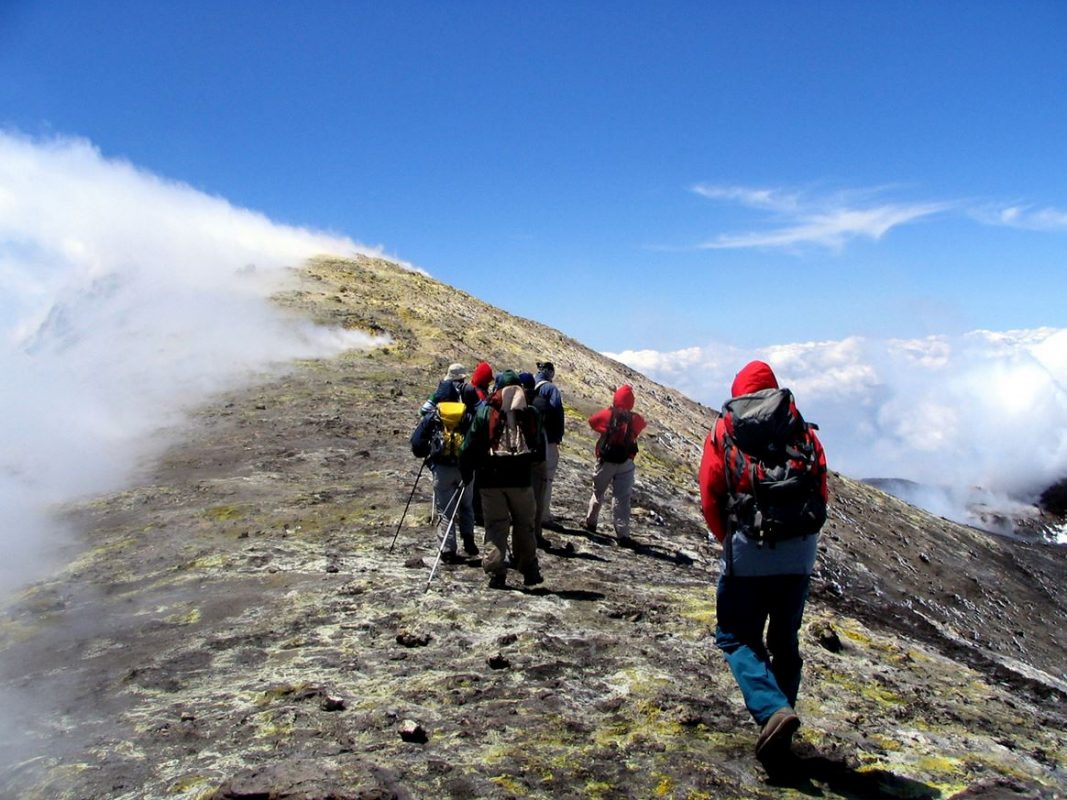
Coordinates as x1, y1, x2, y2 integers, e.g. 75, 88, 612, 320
3, 1, 1066, 352
2, 3, 1067, 581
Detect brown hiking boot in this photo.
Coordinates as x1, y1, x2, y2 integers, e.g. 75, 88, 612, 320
755, 707, 800, 762
488, 573, 507, 590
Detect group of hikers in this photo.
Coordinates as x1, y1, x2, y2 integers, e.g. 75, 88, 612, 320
408, 356, 828, 772
411, 359, 642, 590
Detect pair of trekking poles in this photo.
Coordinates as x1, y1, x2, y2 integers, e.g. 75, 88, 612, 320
389, 458, 468, 593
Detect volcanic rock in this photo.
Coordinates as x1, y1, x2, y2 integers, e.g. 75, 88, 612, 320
0, 255, 1063, 799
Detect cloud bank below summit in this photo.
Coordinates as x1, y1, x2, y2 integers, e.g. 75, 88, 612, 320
0, 132, 385, 593
610, 329, 1067, 529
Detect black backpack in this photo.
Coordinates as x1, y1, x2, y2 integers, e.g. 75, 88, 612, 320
598, 408, 639, 464
719, 388, 826, 544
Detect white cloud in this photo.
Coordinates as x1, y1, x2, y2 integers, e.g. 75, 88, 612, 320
694, 183, 1067, 250
692, 183, 952, 252
691, 184, 801, 213
972, 203, 1067, 232
609, 327, 1067, 526
0, 132, 389, 594
708, 203, 951, 251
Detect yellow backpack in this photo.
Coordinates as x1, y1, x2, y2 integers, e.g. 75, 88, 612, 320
435, 401, 467, 461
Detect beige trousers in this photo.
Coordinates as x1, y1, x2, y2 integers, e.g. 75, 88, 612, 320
480, 486, 538, 575
584, 459, 636, 537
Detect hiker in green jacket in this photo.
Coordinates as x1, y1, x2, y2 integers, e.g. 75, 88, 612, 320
460, 370, 544, 590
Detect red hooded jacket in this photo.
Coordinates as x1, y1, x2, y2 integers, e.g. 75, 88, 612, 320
470, 361, 494, 400
588, 385, 647, 459
698, 361, 827, 542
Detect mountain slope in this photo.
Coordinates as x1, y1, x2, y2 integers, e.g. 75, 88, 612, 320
1, 254, 1064, 799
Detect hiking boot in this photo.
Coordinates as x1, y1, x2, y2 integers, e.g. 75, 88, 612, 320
755, 707, 800, 762
488, 573, 507, 590
535, 533, 551, 550
441, 550, 464, 565
522, 566, 544, 587
461, 534, 479, 556
581, 521, 597, 534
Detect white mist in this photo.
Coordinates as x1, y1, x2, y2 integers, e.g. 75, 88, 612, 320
0, 132, 386, 594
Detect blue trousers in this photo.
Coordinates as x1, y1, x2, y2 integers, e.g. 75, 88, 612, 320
715, 573, 810, 726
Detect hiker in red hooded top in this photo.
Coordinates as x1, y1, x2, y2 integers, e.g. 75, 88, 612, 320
583, 384, 647, 544
469, 361, 494, 402
699, 360, 827, 774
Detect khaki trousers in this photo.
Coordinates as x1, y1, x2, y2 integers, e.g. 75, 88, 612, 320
481, 486, 538, 576
584, 459, 636, 537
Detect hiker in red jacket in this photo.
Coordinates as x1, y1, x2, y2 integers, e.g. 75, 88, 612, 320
583, 384, 647, 544
699, 360, 827, 773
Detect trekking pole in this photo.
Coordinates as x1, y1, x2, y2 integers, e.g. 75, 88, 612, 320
428, 493, 436, 524
442, 484, 462, 523
425, 483, 466, 593
389, 458, 430, 553
431, 481, 463, 526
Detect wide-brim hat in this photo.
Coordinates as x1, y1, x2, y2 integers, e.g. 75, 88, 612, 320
446, 363, 468, 381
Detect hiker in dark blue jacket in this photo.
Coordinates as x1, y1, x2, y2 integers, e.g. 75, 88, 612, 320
411, 395, 478, 560
521, 371, 551, 547
534, 360, 565, 531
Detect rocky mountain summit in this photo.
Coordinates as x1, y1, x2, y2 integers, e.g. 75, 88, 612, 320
1, 255, 1064, 799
